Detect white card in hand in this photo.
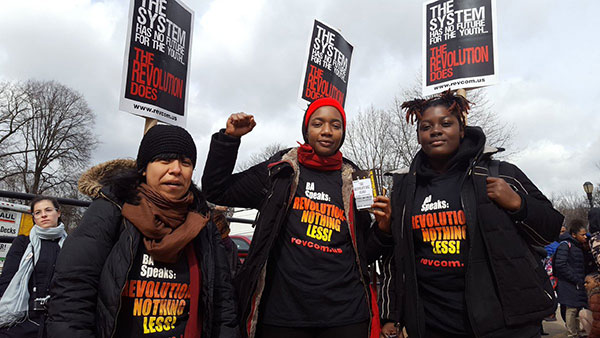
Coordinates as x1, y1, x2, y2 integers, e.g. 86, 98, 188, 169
353, 178, 374, 210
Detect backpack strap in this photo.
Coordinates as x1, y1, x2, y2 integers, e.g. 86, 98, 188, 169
555, 240, 571, 256
488, 159, 500, 178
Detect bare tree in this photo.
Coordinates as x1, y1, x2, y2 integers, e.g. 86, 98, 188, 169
344, 106, 397, 171
236, 142, 286, 171
0, 82, 34, 158
550, 191, 588, 227
0, 80, 98, 195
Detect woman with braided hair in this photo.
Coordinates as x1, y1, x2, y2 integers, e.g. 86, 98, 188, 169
378, 90, 564, 338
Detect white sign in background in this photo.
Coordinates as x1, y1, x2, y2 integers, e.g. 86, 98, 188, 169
0, 210, 22, 238
0, 242, 13, 272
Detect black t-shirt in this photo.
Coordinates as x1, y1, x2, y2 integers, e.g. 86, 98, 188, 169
260, 165, 369, 327
114, 245, 191, 338
412, 171, 470, 334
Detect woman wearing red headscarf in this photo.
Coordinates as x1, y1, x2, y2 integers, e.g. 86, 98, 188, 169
202, 98, 392, 338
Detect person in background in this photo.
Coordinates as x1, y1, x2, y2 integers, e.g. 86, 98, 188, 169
580, 272, 600, 337
555, 219, 589, 338
543, 224, 568, 323
46, 125, 239, 338
0, 196, 67, 338
211, 205, 240, 277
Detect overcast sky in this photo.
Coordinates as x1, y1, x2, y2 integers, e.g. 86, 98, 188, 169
1, 0, 598, 200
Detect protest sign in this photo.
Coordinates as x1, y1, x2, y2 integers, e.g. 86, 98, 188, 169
299, 20, 353, 108
422, 0, 497, 96
120, 0, 194, 127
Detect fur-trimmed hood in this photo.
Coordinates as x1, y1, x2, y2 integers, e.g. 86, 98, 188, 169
78, 159, 137, 199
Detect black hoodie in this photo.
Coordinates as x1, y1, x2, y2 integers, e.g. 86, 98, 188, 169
382, 126, 564, 338
410, 127, 485, 334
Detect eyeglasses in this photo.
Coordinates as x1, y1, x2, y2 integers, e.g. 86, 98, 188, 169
32, 207, 58, 218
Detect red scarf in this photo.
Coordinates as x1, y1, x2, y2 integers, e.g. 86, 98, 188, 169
297, 143, 343, 171
184, 245, 202, 338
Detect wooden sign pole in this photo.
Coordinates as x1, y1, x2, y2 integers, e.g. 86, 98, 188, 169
144, 118, 157, 134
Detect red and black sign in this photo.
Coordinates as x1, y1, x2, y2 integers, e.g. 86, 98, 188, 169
299, 20, 353, 108
120, 0, 194, 126
422, 0, 497, 96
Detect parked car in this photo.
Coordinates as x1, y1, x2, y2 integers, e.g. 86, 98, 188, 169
230, 231, 253, 263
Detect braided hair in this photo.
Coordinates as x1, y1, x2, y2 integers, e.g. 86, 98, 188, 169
401, 90, 471, 128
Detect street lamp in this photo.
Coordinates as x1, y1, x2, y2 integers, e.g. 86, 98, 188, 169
583, 181, 594, 208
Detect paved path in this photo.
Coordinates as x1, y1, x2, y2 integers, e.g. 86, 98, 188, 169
542, 309, 567, 338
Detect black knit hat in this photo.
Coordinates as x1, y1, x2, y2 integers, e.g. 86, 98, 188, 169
136, 125, 197, 171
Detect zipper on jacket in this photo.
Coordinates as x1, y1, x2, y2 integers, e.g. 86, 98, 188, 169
400, 205, 406, 239
407, 210, 424, 338
110, 220, 135, 338
346, 202, 373, 334
400, 172, 424, 338
246, 164, 297, 338
253, 188, 274, 228
460, 192, 480, 337
460, 159, 486, 338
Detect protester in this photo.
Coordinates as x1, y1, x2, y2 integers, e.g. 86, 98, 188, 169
555, 219, 590, 338
580, 272, 600, 337
379, 90, 563, 337
0, 196, 67, 337
46, 125, 239, 338
202, 97, 393, 338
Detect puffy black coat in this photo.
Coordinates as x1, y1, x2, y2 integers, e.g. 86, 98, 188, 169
554, 232, 588, 308
46, 160, 239, 338
201, 131, 392, 338
380, 127, 564, 338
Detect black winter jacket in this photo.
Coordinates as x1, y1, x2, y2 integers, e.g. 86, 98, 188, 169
554, 232, 588, 308
379, 127, 563, 338
0, 235, 60, 300
201, 131, 392, 338
46, 159, 239, 338
0, 235, 60, 338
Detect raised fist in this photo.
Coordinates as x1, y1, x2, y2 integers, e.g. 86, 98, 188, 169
225, 113, 256, 138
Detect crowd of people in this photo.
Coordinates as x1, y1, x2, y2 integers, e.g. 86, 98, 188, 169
0, 90, 596, 338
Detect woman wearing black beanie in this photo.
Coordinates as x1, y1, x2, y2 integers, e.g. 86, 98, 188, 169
202, 98, 392, 338
46, 124, 239, 338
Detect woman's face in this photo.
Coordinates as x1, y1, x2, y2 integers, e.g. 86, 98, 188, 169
144, 157, 194, 200
306, 106, 344, 157
32, 200, 61, 228
418, 105, 464, 161
573, 228, 588, 245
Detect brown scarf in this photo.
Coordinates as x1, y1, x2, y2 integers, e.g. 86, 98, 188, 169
122, 183, 208, 263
